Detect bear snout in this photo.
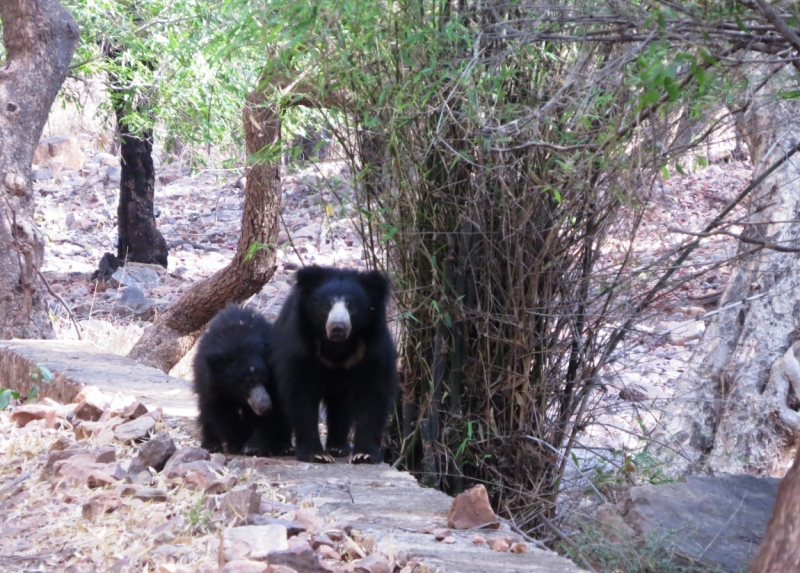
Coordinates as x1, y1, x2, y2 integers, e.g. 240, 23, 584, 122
247, 384, 273, 415
326, 300, 352, 341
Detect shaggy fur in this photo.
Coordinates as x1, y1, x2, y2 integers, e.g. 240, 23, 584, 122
272, 266, 398, 463
193, 304, 291, 455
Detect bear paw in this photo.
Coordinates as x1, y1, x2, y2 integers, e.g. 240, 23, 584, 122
241, 445, 265, 457
313, 453, 335, 463
350, 452, 377, 464
326, 446, 352, 457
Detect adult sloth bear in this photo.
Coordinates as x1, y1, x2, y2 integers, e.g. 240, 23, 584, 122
272, 266, 398, 463
193, 304, 291, 456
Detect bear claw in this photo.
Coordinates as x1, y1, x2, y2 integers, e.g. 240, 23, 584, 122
313, 453, 335, 463
350, 453, 374, 464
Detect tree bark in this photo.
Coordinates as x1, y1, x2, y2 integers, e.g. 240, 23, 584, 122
127, 86, 281, 372
116, 120, 168, 267
655, 87, 800, 476
0, 0, 78, 339
747, 445, 800, 572
106, 43, 169, 268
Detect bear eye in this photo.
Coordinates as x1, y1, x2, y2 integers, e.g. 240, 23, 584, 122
249, 366, 255, 373
345, 301, 351, 309
326, 300, 333, 310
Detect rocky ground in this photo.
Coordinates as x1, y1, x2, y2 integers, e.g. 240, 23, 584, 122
0, 385, 577, 573
31, 137, 754, 479
2, 134, 757, 571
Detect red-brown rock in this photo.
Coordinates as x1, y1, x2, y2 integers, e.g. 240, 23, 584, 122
220, 486, 261, 519
73, 400, 104, 422
82, 491, 122, 519
10, 404, 51, 427
122, 401, 149, 420
267, 545, 332, 573
447, 484, 499, 529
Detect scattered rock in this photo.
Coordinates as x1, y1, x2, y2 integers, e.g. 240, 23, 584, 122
49, 436, 76, 451
267, 545, 331, 573
53, 459, 126, 486
220, 561, 269, 573
595, 503, 636, 543
447, 484, 499, 530
432, 528, 452, 541
87, 469, 121, 488
220, 486, 262, 520
151, 515, 185, 543
106, 165, 122, 183
93, 152, 119, 166
158, 172, 181, 185
82, 492, 122, 519
10, 404, 51, 427
203, 474, 238, 494
184, 468, 218, 490
128, 431, 177, 474
317, 544, 341, 561
489, 538, 510, 552
34, 136, 84, 169
133, 488, 168, 502
164, 459, 222, 480
354, 555, 392, 573
310, 535, 334, 550
73, 400, 104, 422
113, 414, 156, 442
295, 507, 322, 529
163, 446, 210, 474
221, 524, 288, 561
111, 265, 161, 289
122, 401, 149, 419
247, 516, 307, 537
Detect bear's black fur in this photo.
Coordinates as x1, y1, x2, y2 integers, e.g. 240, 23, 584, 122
193, 304, 291, 456
272, 266, 398, 464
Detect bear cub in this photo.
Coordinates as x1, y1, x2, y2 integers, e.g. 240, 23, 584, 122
193, 304, 291, 456
272, 265, 398, 464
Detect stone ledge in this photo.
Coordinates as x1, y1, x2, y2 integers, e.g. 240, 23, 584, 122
0, 339, 195, 417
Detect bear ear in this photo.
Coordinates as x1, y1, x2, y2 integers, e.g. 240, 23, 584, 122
293, 265, 329, 292
359, 270, 391, 306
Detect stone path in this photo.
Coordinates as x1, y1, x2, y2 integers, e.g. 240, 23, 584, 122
0, 339, 581, 573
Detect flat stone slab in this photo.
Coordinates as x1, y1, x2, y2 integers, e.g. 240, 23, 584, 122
0, 338, 580, 572
0, 340, 195, 417
240, 458, 582, 573
621, 474, 779, 572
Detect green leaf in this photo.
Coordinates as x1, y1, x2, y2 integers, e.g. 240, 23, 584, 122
0, 388, 19, 411
38, 365, 53, 384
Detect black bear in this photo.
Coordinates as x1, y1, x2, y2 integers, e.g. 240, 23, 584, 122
192, 304, 291, 456
272, 266, 398, 463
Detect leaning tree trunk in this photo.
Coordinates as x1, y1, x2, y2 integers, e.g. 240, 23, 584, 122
656, 87, 800, 476
747, 445, 800, 572
0, 0, 78, 339
127, 85, 281, 372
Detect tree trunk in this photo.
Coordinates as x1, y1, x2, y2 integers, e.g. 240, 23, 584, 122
127, 86, 281, 372
0, 0, 78, 339
116, 119, 168, 267
656, 88, 800, 476
747, 445, 800, 572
